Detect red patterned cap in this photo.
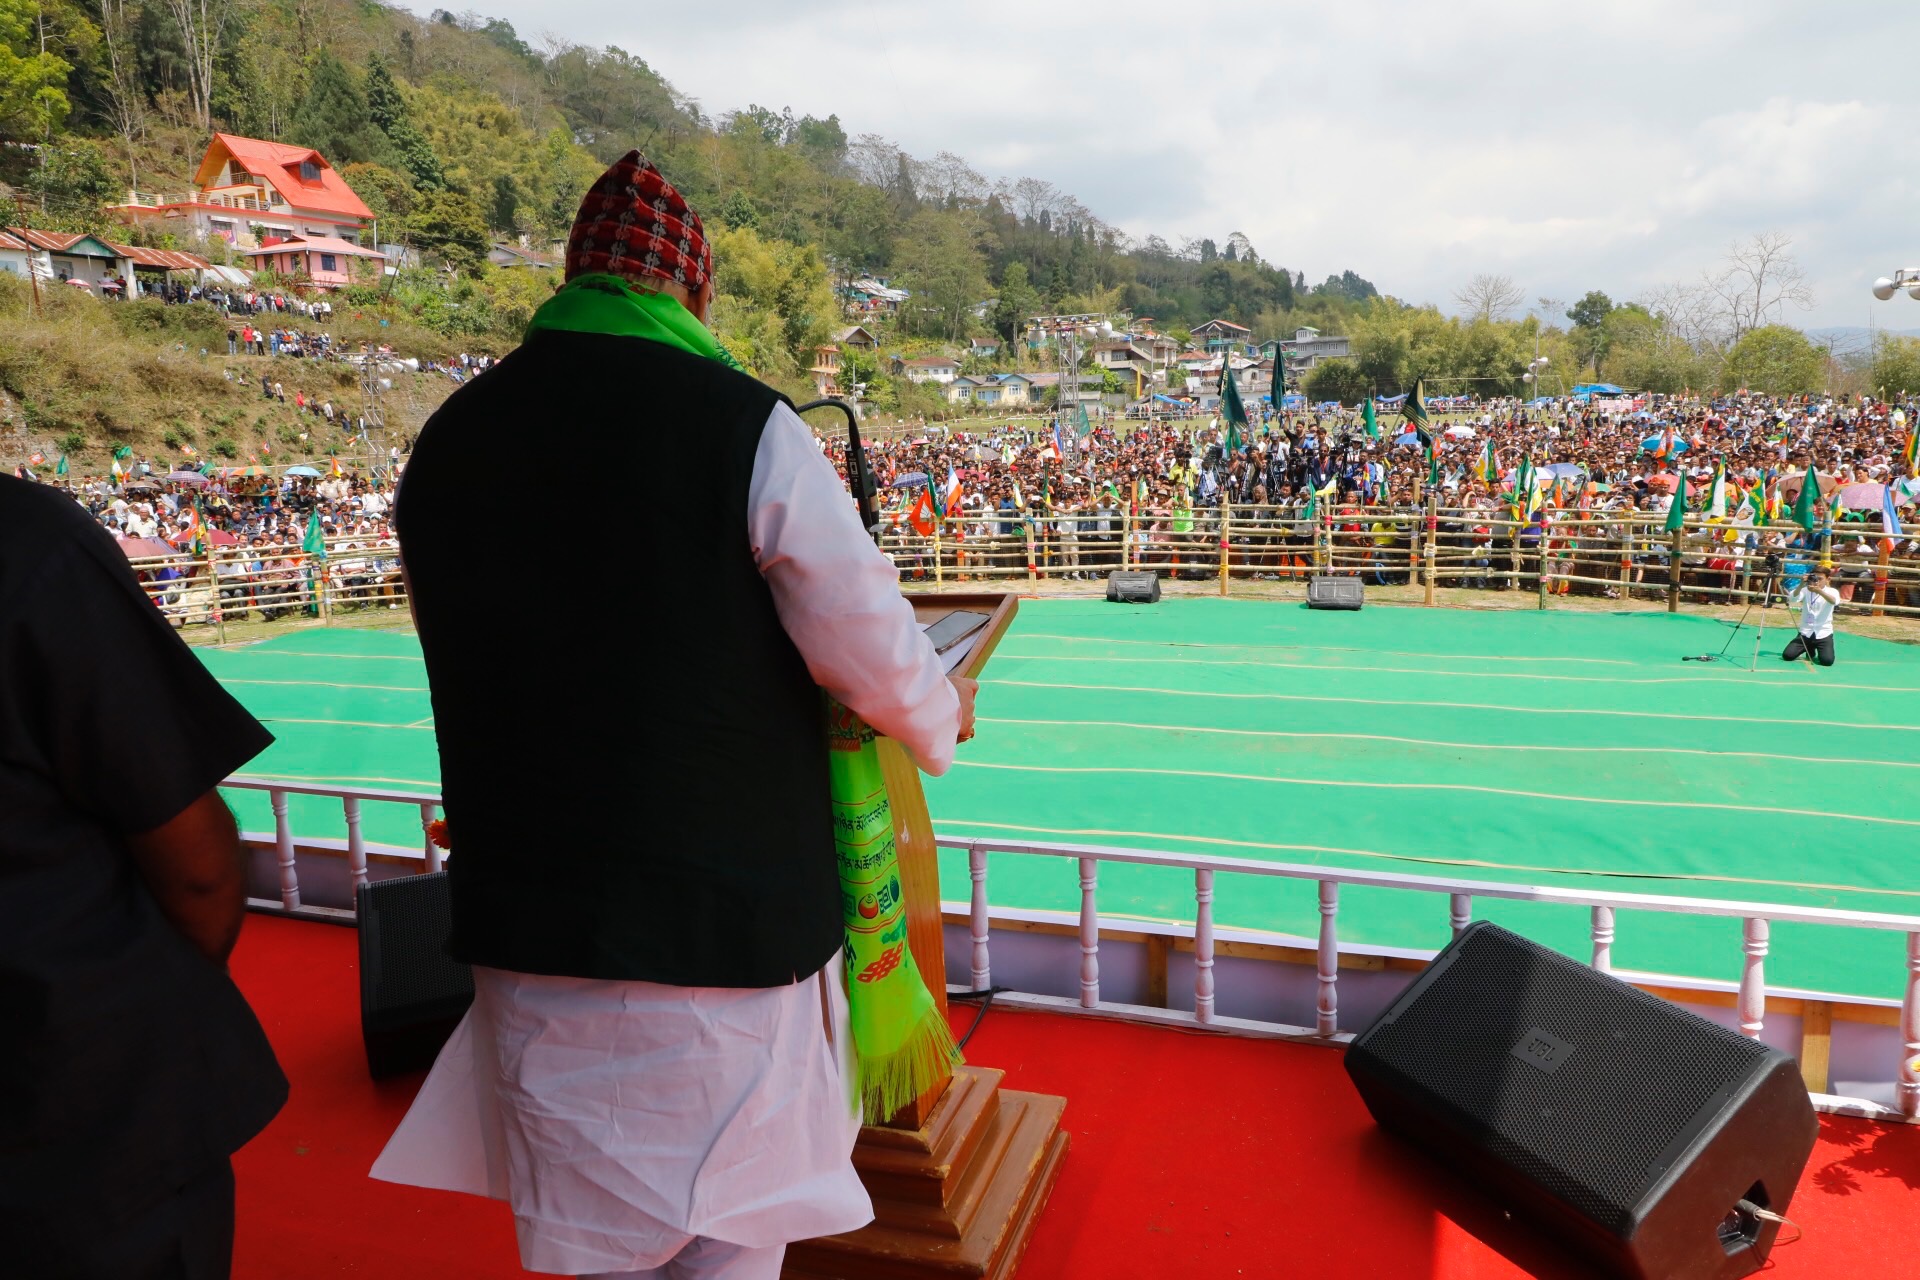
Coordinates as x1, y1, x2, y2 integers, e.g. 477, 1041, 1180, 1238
565, 150, 711, 290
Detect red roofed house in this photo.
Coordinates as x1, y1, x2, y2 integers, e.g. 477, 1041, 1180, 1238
109, 133, 376, 255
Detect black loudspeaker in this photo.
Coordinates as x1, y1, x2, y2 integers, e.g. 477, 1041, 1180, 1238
356, 871, 474, 1078
1106, 571, 1160, 603
1345, 922, 1817, 1280
1306, 575, 1364, 610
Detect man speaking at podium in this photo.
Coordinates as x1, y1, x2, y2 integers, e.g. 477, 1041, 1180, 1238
374, 152, 971, 1280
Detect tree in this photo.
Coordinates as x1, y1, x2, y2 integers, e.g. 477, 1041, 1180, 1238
1302, 359, 1372, 404
365, 54, 445, 191
409, 188, 491, 271
1565, 290, 1614, 374
893, 209, 989, 341
1706, 232, 1813, 344
0, 0, 79, 137
1454, 273, 1524, 322
1868, 333, 1920, 398
1722, 324, 1825, 395
94, 0, 144, 184
990, 261, 1040, 346
161, 0, 238, 131
290, 51, 387, 165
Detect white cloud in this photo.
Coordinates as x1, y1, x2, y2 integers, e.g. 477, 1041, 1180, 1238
403, 0, 1920, 326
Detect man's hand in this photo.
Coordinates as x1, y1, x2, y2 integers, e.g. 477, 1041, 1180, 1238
950, 675, 978, 744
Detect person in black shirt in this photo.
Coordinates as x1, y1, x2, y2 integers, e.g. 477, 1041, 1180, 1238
0, 475, 287, 1279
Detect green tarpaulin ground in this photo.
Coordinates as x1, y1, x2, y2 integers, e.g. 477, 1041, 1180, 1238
199, 601, 1920, 1000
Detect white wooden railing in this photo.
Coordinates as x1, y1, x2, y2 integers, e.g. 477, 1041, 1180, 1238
221, 777, 1920, 1123
938, 834, 1920, 1124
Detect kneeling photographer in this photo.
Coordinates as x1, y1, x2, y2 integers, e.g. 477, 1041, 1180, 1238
1782, 567, 1841, 667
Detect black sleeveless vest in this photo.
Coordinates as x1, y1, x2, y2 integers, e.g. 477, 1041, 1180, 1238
397, 330, 839, 988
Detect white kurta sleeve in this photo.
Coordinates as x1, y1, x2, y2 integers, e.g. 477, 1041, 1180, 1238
749, 402, 960, 775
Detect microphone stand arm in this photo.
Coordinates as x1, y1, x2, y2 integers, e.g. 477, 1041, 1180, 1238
795, 398, 880, 546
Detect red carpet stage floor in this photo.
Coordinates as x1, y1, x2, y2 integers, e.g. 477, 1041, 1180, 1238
231, 914, 1920, 1279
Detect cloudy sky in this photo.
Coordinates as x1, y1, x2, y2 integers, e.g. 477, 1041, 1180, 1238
420, 0, 1918, 329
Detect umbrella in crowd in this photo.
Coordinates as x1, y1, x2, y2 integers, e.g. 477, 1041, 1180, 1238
886, 472, 930, 489
117, 537, 178, 560
1778, 471, 1840, 501
121, 478, 158, 492
1392, 430, 1421, 446
219, 466, 271, 478
1443, 424, 1477, 439
1642, 473, 1697, 495
1639, 434, 1690, 454
1835, 482, 1898, 509
165, 470, 210, 487
1537, 462, 1586, 481
285, 465, 323, 478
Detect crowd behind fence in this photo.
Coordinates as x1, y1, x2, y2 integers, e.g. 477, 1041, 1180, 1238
878, 505, 1920, 618
128, 508, 1920, 637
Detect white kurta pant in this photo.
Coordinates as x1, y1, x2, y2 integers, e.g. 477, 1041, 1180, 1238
371, 953, 871, 1276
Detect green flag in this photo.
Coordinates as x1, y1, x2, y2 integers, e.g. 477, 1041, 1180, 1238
113, 444, 133, 462
1665, 479, 1688, 533
1791, 467, 1820, 534
55, 453, 68, 478
1361, 397, 1378, 439
1269, 347, 1285, 411
1427, 444, 1441, 488
303, 510, 327, 559
1403, 380, 1431, 448
1219, 358, 1248, 454
1300, 486, 1317, 522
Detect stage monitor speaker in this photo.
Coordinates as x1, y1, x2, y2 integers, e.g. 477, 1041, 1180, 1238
1345, 922, 1817, 1280
1306, 575, 1364, 610
1106, 571, 1160, 603
356, 870, 474, 1079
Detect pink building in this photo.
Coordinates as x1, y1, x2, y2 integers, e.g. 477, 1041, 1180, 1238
240, 234, 385, 289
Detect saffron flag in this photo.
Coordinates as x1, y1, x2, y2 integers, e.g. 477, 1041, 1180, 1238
943, 465, 963, 516
1362, 396, 1378, 439
909, 488, 937, 537
1791, 467, 1820, 534
1050, 420, 1064, 461
27, 451, 43, 466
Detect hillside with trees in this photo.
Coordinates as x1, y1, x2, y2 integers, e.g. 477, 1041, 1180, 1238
3, 0, 1918, 464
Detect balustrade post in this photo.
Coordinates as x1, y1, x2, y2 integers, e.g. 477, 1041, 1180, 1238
1449, 892, 1471, 939
968, 845, 991, 991
421, 802, 441, 874
1900, 932, 1919, 1121
1591, 905, 1615, 973
1218, 500, 1231, 597
1316, 880, 1339, 1037
1194, 869, 1216, 1025
271, 788, 300, 910
1077, 857, 1100, 1008
1739, 917, 1769, 1039
344, 796, 369, 893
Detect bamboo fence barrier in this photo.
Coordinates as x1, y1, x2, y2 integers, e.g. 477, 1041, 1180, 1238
881, 508, 1920, 619
117, 513, 1920, 636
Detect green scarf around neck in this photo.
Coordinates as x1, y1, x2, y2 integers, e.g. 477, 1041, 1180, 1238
528, 271, 959, 1122
524, 273, 744, 371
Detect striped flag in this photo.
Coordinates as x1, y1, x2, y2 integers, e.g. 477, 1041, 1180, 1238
943, 465, 963, 516
1903, 420, 1919, 476
1706, 461, 1727, 520
1883, 484, 1905, 542
1478, 439, 1499, 487
1050, 420, 1064, 461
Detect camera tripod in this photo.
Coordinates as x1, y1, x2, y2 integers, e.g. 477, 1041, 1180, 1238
1685, 559, 1785, 670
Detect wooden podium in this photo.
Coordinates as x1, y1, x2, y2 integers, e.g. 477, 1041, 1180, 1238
784, 593, 1069, 1280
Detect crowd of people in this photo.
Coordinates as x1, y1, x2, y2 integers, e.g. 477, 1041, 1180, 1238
817, 391, 1920, 603
68, 464, 404, 621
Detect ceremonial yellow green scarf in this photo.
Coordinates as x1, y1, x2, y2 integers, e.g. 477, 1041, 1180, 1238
527, 278, 960, 1122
